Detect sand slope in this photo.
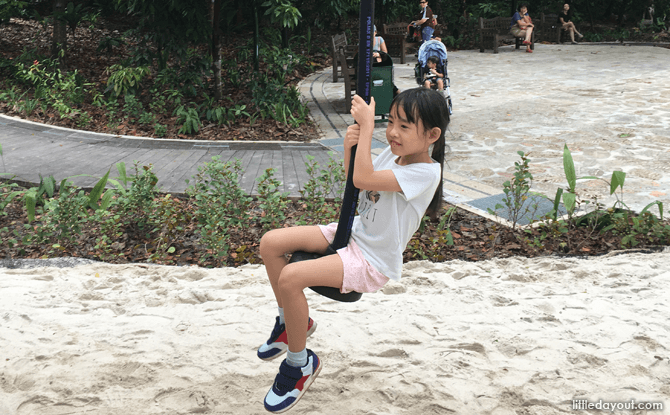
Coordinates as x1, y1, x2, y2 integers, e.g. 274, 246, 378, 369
1, 250, 669, 414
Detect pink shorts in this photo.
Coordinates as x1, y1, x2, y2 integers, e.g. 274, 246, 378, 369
319, 223, 390, 294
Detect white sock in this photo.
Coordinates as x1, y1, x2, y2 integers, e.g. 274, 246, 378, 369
287, 348, 308, 367
278, 307, 285, 325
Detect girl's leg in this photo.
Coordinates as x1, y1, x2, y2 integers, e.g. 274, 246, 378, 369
278, 254, 344, 353
437, 79, 444, 90
259, 226, 330, 308
569, 26, 575, 42
423, 80, 431, 89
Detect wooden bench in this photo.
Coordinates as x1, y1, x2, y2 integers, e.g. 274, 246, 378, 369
331, 33, 355, 82
339, 49, 357, 112
383, 22, 419, 64
478, 16, 535, 53
539, 13, 570, 44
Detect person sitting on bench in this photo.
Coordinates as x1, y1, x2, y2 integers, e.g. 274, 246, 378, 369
509, 3, 534, 53
558, 3, 584, 44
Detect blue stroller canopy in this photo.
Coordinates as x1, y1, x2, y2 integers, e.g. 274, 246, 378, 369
418, 40, 448, 66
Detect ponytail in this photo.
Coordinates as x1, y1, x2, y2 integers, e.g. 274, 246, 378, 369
390, 88, 449, 219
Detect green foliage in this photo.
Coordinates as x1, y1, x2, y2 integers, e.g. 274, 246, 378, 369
250, 50, 310, 127
255, 168, 289, 232
10, 58, 92, 118
262, 0, 302, 30
24, 174, 56, 222
54, 2, 86, 36
104, 64, 150, 98
0, 0, 27, 23
97, 36, 126, 54
114, 0, 211, 70
297, 153, 345, 225
0, 181, 22, 216
42, 180, 89, 242
148, 195, 193, 263
186, 156, 252, 265
174, 105, 201, 135
487, 151, 540, 229
154, 123, 167, 137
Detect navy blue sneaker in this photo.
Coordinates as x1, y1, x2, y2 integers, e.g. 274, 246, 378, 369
264, 349, 322, 413
257, 317, 316, 361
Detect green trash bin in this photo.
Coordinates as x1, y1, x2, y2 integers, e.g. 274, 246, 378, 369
371, 66, 394, 120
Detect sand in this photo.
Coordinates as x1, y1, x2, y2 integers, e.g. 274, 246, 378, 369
1, 250, 669, 414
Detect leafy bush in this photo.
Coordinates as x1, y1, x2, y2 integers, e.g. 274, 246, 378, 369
104, 64, 150, 98
186, 157, 253, 265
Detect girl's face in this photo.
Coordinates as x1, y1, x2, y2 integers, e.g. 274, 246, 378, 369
386, 106, 439, 164
520, 6, 528, 14
563, 4, 569, 12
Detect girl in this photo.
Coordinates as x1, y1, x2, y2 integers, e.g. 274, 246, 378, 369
257, 88, 449, 413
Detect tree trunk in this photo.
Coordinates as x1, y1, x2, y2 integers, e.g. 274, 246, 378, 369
52, 0, 67, 59
211, 0, 222, 100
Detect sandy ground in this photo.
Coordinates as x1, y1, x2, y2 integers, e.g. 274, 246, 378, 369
1, 250, 669, 415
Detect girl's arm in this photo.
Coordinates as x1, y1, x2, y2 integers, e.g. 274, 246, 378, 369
380, 38, 388, 54
349, 95, 401, 192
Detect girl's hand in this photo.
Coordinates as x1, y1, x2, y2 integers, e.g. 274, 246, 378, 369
345, 124, 360, 149
350, 95, 376, 131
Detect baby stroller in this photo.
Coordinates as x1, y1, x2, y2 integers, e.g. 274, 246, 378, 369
414, 40, 452, 115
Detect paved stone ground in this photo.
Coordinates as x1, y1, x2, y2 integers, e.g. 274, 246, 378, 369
302, 42, 670, 215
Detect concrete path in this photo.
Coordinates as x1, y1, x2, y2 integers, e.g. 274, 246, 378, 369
1, 43, 669, 217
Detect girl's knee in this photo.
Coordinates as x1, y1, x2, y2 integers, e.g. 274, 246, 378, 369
277, 264, 301, 293
260, 229, 284, 258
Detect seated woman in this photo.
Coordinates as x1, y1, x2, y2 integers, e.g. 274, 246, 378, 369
509, 3, 534, 53
558, 3, 584, 44
372, 26, 388, 63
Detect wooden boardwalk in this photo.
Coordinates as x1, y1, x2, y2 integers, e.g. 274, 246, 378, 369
0, 117, 338, 197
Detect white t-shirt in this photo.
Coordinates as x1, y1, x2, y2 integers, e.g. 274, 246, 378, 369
351, 146, 442, 281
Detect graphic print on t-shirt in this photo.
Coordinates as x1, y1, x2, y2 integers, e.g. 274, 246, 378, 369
359, 190, 380, 222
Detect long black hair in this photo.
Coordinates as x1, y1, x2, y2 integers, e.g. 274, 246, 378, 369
389, 87, 449, 219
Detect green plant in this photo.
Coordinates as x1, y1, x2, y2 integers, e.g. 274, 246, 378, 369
104, 64, 150, 98
122, 94, 144, 122
97, 36, 126, 54
487, 151, 540, 229
1, 181, 22, 216
262, 0, 302, 30
24, 174, 56, 222
256, 168, 289, 232
12, 59, 92, 118
154, 123, 167, 137
18, 98, 40, 116
42, 179, 89, 242
297, 153, 345, 224
186, 157, 253, 265
148, 195, 192, 264
55, 2, 85, 37
137, 111, 155, 125
174, 105, 201, 134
